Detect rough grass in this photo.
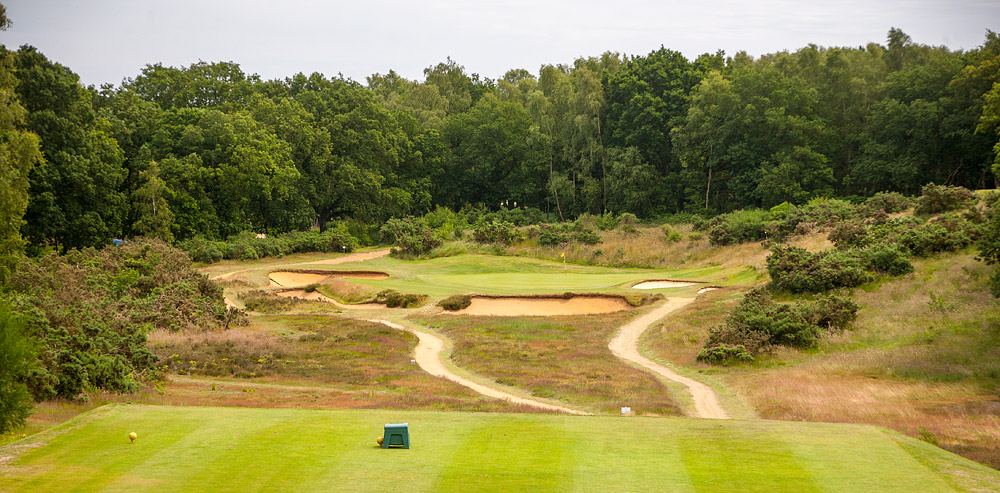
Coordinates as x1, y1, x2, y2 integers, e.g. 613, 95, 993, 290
414, 311, 682, 416
315, 278, 380, 304
643, 251, 1000, 469
3, 404, 998, 492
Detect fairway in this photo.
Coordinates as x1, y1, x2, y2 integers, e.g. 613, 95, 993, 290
2, 405, 997, 492
220, 253, 756, 298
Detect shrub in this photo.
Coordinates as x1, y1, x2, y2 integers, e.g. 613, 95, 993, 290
538, 230, 568, 246
8, 239, 234, 400
379, 217, 442, 254
915, 184, 977, 215
179, 228, 359, 264
859, 244, 914, 275
865, 191, 913, 214
766, 245, 871, 293
696, 344, 754, 364
596, 211, 618, 231
698, 287, 860, 365
438, 294, 473, 311
375, 290, 426, 308
707, 209, 769, 246
573, 229, 602, 245
473, 219, 523, 244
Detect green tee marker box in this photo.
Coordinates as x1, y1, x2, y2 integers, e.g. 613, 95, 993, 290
382, 423, 409, 449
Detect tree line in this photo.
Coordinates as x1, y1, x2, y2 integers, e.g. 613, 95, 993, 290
2, 16, 1000, 268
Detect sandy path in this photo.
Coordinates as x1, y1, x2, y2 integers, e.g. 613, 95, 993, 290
367, 319, 589, 415
608, 298, 730, 419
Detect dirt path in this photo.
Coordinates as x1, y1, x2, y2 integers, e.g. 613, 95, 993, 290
608, 298, 730, 420
367, 319, 589, 415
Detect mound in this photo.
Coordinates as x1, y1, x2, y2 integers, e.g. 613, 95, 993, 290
268, 270, 389, 288
454, 295, 630, 316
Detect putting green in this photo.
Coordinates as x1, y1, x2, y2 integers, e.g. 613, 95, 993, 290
2, 405, 996, 492
281, 254, 756, 297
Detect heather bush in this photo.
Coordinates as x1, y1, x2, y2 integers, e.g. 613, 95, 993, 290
915, 184, 977, 215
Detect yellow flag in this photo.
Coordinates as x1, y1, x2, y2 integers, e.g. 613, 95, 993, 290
560, 252, 565, 258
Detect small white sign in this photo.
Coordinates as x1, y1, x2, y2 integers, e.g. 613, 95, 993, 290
621, 406, 631, 414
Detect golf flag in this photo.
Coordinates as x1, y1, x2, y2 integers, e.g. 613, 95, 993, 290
560, 252, 565, 258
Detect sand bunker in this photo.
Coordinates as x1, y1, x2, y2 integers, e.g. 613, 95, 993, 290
632, 280, 699, 290
268, 270, 389, 288
697, 287, 719, 294
455, 295, 630, 317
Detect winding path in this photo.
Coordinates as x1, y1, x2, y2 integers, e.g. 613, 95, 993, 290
367, 319, 589, 415
608, 298, 730, 419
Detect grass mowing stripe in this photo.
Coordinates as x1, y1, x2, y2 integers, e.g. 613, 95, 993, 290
435, 416, 572, 491
4, 405, 998, 492
676, 420, 819, 493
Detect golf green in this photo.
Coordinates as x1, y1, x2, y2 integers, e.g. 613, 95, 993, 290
2, 405, 996, 492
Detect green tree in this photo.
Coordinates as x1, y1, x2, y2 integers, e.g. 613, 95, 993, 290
13, 46, 126, 251
0, 299, 35, 434
131, 161, 175, 242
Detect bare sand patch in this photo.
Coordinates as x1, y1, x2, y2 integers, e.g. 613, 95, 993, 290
268, 270, 389, 288
455, 295, 630, 317
697, 287, 719, 294
632, 280, 700, 290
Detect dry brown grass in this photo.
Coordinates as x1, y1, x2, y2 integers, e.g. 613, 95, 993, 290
642, 251, 1000, 468
315, 278, 380, 304
414, 310, 682, 416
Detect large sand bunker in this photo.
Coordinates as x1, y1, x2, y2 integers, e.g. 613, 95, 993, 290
455, 295, 630, 317
631, 280, 699, 290
268, 270, 388, 288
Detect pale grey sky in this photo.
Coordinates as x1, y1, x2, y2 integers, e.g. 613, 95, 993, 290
1, 0, 997, 87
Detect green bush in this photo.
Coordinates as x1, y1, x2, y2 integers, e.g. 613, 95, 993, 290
473, 219, 523, 244
438, 294, 473, 311
8, 239, 235, 400
375, 290, 426, 308
596, 211, 619, 231
696, 344, 754, 364
698, 287, 860, 365
859, 244, 914, 275
707, 209, 769, 246
380, 217, 442, 254
538, 230, 568, 245
179, 227, 359, 264
767, 245, 871, 293
915, 184, 977, 215
573, 229, 602, 245
864, 191, 913, 214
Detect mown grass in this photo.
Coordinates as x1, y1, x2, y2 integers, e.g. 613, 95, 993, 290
414, 311, 682, 415
2, 404, 998, 492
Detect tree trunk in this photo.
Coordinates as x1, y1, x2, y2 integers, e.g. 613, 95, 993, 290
705, 168, 712, 210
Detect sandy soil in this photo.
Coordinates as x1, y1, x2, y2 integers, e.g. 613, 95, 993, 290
210, 249, 392, 281
608, 298, 729, 420
696, 287, 719, 294
455, 296, 630, 316
632, 280, 699, 290
367, 319, 589, 415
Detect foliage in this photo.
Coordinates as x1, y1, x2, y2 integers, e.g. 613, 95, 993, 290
379, 217, 442, 254
472, 219, 523, 244
699, 287, 859, 364
180, 227, 358, 263
914, 184, 977, 215
864, 191, 913, 214
6, 239, 233, 399
374, 290, 426, 308
766, 245, 871, 293
538, 230, 568, 246
707, 209, 769, 246
438, 294, 472, 311
977, 195, 1000, 296
0, 300, 35, 434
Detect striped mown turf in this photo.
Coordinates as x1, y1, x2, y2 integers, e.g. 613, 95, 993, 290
2, 405, 997, 492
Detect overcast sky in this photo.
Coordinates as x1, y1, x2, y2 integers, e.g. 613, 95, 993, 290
1, 1, 997, 87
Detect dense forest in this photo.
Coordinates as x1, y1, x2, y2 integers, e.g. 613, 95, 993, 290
1, 10, 999, 264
